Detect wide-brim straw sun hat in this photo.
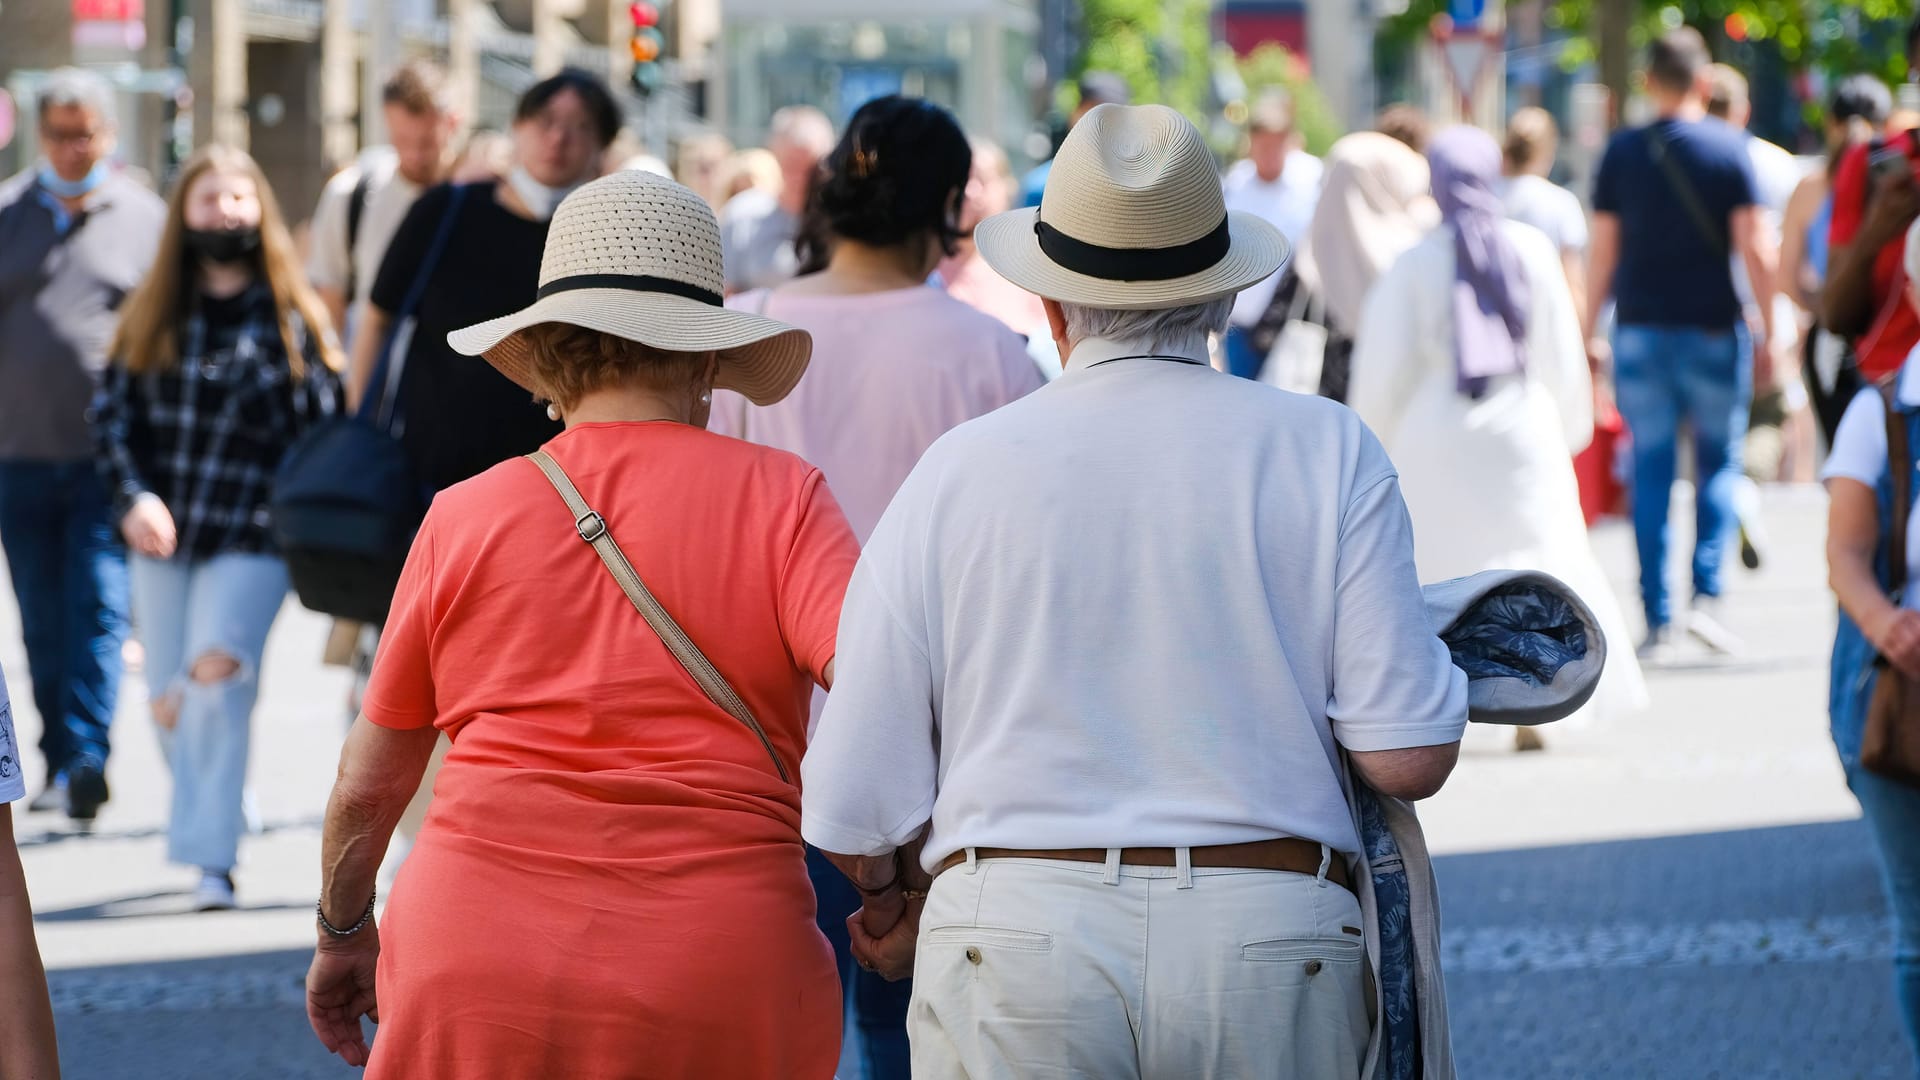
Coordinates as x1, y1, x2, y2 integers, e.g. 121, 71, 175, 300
975, 103, 1291, 310
447, 170, 810, 405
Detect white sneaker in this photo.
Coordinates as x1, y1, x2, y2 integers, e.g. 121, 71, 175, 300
193, 872, 236, 912
1687, 598, 1745, 656
1637, 625, 1681, 665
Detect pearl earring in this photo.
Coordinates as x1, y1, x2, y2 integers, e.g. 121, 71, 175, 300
700, 391, 712, 404
546, 403, 560, 422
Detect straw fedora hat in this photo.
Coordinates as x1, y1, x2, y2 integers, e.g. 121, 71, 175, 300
975, 103, 1291, 310
447, 170, 810, 405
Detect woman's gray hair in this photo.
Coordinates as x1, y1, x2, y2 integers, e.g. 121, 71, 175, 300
1058, 297, 1234, 351
37, 67, 117, 127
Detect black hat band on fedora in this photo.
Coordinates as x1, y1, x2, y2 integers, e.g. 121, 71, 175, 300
536, 273, 724, 307
1033, 215, 1231, 282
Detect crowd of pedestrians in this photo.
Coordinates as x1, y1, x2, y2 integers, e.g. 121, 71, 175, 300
2, 19, 1920, 1078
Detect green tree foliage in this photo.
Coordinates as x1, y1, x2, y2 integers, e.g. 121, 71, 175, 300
1382, 0, 1914, 83
1070, 0, 1216, 123
1236, 43, 1347, 155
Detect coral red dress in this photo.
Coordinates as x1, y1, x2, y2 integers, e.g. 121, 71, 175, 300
359, 421, 860, 1079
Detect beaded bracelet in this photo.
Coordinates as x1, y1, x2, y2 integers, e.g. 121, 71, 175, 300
317, 890, 377, 938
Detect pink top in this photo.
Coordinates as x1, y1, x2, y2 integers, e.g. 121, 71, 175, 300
938, 251, 1050, 343
711, 284, 1045, 544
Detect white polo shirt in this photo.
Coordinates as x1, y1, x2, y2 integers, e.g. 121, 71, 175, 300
802, 334, 1468, 870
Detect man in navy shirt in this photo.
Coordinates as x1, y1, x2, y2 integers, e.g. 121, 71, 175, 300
1586, 27, 1779, 662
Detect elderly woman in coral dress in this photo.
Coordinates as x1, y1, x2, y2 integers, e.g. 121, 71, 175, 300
304, 171, 861, 1078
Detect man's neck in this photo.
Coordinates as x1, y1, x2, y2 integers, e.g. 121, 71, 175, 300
1653, 93, 1705, 122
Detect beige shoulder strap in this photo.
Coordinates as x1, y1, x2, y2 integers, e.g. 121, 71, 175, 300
525, 450, 790, 784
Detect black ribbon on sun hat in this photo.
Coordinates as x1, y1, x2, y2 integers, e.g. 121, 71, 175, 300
536, 273, 723, 307
1033, 214, 1231, 282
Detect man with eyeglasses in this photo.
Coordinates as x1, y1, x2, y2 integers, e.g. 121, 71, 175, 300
0, 67, 164, 824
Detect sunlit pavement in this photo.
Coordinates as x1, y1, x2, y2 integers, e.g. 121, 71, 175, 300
4, 483, 1910, 1078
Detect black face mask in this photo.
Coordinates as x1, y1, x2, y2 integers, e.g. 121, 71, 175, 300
183, 226, 261, 265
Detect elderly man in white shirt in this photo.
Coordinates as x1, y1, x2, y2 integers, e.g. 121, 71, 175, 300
803, 103, 1469, 1080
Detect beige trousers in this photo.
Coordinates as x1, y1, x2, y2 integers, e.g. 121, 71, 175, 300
909, 851, 1371, 1080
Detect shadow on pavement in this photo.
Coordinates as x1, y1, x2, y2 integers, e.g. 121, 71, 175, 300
36, 891, 314, 921
49, 947, 357, 1080
1438, 819, 1913, 1078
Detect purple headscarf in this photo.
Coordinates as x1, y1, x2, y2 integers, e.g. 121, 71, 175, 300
1427, 126, 1530, 398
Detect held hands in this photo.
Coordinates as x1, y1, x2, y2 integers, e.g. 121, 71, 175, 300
1871, 606, 1920, 680
121, 496, 177, 559
838, 843, 934, 982
307, 924, 381, 1067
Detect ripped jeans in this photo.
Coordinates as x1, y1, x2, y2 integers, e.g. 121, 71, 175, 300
129, 552, 288, 872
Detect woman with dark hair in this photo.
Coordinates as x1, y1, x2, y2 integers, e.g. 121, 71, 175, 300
348, 67, 621, 493
708, 94, 1043, 1080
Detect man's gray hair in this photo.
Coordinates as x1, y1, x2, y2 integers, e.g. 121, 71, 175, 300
768, 105, 835, 158
37, 67, 117, 127
1058, 297, 1235, 351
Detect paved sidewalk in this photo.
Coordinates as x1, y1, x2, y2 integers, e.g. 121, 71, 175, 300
3, 483, 1911, 1077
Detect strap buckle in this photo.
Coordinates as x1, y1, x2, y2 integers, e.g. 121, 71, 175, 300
574, 511, 607, 543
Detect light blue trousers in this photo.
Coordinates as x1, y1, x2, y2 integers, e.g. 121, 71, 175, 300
129, 552, 287, 873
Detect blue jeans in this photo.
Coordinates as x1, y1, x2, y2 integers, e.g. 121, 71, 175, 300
0, 460, 129, 778
129, 552, 287, 872
1612, 323, 1752, 630
807, 845, 912, 1080
1849, 763, 1920, 1071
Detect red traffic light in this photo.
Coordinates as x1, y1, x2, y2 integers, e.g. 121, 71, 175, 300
628, 2, 658, 28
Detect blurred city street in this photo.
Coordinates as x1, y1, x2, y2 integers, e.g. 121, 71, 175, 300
4, 482, 1913, 1079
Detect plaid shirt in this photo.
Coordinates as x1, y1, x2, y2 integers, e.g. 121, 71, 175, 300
92, 285, 342, 560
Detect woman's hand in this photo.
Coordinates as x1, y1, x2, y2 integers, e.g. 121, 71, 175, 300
121, 497, 177, 559
306, 925, 381, 1067
849, 894, 923, 982
1871, 607, 1920, 680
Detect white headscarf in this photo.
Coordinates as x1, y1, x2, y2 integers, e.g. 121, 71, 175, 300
1297, 132, 1438, 335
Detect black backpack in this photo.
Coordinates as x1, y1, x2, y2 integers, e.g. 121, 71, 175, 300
271, 185, 468, 624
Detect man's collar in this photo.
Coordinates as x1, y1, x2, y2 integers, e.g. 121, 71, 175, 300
1064, 332, 1212, 373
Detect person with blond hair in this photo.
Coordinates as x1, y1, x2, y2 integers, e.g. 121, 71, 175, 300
91, 145, 344, 910
722, 105, 835, 293
1501, 106, 1589, 327
0, 66, 164, 825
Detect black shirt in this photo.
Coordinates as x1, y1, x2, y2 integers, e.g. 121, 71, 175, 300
370, 181, 560, 493
92, 283, 342, 559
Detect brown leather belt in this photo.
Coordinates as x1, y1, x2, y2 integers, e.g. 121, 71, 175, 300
936, 838, 1350, 891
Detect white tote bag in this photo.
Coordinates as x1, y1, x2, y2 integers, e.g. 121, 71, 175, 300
1258, 276, 1328, 395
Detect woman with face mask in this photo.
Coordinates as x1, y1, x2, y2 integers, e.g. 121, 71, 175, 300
91, 145, 345, 910
348, 68, 621, 495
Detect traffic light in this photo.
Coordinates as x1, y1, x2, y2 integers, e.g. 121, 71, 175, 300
628, 2, 664, 96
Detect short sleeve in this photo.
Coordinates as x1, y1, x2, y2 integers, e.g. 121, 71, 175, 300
1727, 138, 1760, 211
1555, 187, 1590, 253
361, 515, 441, 730
305, 170, 354, 294
801, 471, 940, 857
368, 183, 452, 316
1830, 143, 1870, 252
777, 471, 861, 683
1823, 387, 1892, 490
1327, 467, 1470, 752
0, 672, 24, 803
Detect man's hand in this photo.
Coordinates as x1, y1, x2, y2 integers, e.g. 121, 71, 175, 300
307, 926, 381, 1067
121, 496, 177, 559
849, 895, 923, 982
1870, 606, 1920, 680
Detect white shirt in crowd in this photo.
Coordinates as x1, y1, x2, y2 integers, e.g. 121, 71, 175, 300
1824, 352, 1920, 606
306, 146, 426, 338
1499, 173, 1589, 256
0, 672, 22, 804
1223, 151, 1325, 327
801, 333, 1468, 872
1744, 132, 1808, 221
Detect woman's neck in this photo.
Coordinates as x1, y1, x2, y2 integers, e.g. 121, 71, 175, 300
564, 383, 698, 427
809, 238, 932, 294
198, 260, 255, 299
